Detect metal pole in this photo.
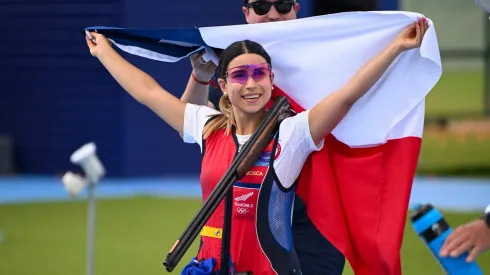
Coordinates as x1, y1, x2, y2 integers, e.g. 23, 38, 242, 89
86, 180, 96, 275
485, 12, 490, 116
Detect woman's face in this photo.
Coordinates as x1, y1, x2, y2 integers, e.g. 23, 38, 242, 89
218, 53, 274, 116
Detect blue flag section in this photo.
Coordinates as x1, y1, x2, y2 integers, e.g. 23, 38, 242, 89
84, 26, 221, 63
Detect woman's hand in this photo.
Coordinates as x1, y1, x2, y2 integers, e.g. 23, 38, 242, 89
393, 17, 429, 52
85, 31, 113, 58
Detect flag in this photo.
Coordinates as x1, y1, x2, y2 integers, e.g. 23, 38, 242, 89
85, 11, 442, 275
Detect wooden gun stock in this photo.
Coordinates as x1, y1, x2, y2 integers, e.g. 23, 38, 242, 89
236, 98, 291, 179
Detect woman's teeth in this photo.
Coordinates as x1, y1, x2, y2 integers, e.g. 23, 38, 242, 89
243, 95, 260, 99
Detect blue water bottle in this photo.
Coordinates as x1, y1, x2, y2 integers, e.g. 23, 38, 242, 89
410, 203, 483, 275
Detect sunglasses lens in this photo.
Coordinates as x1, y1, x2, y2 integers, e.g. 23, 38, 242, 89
229, 70, 249, 83
253, 2, 272, 15
252, 68, 269, 81
275, 1, 293, 14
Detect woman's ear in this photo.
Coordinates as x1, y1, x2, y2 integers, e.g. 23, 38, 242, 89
218, 78, 227, 93
270, 72, 275, 84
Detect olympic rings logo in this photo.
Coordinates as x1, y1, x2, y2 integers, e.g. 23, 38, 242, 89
236, 207, 249, 215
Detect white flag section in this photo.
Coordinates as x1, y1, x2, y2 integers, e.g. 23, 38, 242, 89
96, 11, 442, 147
198, 11, 442, 147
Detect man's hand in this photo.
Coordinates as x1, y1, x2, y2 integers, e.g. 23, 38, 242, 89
190, 52, 217, 83
440, 219, 490, 262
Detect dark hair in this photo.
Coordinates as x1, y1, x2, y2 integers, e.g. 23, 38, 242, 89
217, 40, 272, 79
204, 40, 272, 139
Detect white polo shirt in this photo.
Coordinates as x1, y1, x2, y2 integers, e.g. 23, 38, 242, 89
182, 103, 324, 189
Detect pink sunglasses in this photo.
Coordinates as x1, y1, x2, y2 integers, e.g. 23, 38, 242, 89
224, 63, 272, 84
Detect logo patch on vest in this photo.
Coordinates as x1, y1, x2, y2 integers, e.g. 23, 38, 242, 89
263, 140, 281, 161
233, 187, 259, 220
234, 191, 254, 202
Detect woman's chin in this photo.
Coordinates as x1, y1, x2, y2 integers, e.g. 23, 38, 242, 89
238, 102, 267, 116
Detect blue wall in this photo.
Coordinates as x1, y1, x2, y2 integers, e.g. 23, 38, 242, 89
0, 0, 248, 178
0, 0, 397, 177
0, 1, 124, 176
378, 0, 398, 10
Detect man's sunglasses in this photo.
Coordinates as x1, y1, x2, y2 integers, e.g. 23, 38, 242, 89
245, 0, 296, 16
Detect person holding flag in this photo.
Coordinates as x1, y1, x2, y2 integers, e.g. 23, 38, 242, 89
83, 16, 428, 274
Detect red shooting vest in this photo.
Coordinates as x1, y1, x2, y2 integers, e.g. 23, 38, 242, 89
198, 127, 281, 274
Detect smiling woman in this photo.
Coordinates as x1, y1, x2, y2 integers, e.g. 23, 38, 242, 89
203, 42, 274, 139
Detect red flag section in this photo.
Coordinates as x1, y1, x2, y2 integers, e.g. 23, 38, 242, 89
272, 85, 421, 275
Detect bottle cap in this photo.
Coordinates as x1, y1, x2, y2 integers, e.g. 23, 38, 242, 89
410, 203, 434, 222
